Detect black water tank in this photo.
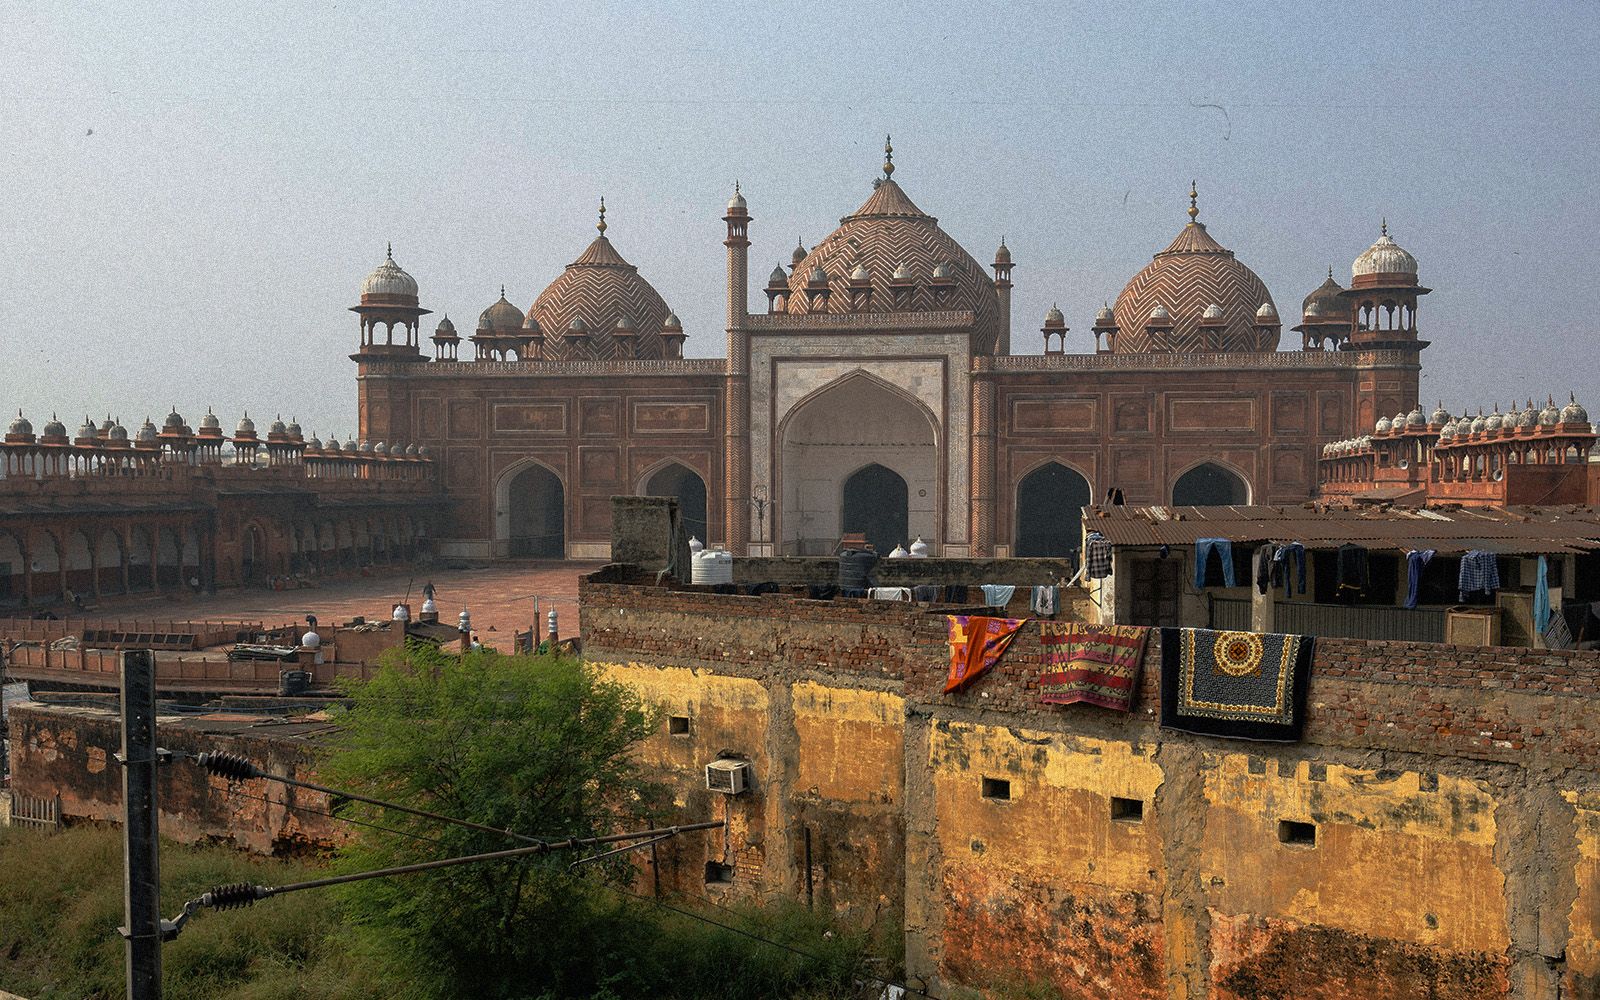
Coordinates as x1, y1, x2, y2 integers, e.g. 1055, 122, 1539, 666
837, 549, 879, 590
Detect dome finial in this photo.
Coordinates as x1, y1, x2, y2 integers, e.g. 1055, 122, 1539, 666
500, 283, 506, 299
1381, 217, 1388, 237
883, 134, 894, 178
386, 241, 392, 260
597, 196, 607, 234
1327, 265, 1333, 279
1187, 180, 1199, 222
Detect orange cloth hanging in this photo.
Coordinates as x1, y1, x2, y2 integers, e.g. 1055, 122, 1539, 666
944, 614, 1028, 693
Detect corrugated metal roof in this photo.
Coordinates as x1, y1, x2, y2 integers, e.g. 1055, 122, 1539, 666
1084, 503, 1600, 555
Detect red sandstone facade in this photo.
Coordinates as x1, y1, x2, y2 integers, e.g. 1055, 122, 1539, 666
356, 144, 1434, 561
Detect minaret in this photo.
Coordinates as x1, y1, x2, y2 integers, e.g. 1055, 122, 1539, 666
992, 238, 1013, 355
722, 182, 752, 553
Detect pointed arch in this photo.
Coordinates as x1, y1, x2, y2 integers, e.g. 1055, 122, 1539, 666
1014, 459, 1093, 557
777, 368, 941, 556
1171, 460, 1252, 506
495, 457, 567, 558
639, 459, 709, 545
841, 462, 909, 555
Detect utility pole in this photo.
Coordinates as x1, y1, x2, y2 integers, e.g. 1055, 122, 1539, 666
119, 649, 161, 1000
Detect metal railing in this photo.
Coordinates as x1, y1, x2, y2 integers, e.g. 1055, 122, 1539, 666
1275, 601, 1447, 644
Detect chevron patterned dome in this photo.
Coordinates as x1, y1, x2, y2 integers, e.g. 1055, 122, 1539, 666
1111, 197, 1279, 354
784, 177, 1003, 353
528, 209, 671, 361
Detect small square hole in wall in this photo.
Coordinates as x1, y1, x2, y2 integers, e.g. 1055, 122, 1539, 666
981, 777, 1011, 801
704, 861, 734, 885
1278, 820, 1316, 846
1111, 797, 1144, 823
668, 715, 690, 736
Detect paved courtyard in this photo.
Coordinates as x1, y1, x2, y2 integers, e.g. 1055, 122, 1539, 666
45, 561, 602, 652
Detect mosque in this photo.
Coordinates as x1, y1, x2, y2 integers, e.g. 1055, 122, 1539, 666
355, 138, 1433, 560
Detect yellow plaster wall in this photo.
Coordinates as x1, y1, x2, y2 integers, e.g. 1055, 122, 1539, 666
1202, 754, 1507, 953
791, 680, 904, 805
1564, 789, 1600, 980
928, 721, 1164, 890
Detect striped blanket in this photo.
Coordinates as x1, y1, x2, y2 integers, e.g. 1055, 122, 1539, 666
1037, 623, 1151, 711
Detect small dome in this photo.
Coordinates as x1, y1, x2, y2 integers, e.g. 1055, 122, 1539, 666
850, 264, 870, 281
1392, 411, 1407, 429
1095, 304, 1115, 325
567, 316, 589, 334
887, 544, 909, 559
478, 289, 523, 332
1406, 408, 1426, 428
1470, 412, 1487, 435
1304, 300, 1323, 318
792, 239, 808, 265
1429, 402, 1450, 425
1540, 397, 1561, 426
325, 436, 340, 450
688, 536, 704, 555
1485, 409, 1503, 433
808, 265, 827, 284
1044, 304, 1065, 325
435, 315, 457, 335
8, 412, 32, 435
42, 415, 67, 437
1439, 423, 1455, 442
1517, 403, 1538, 430
405, 444, 419, 456
726, 184, 747, 211
359, 440, 374, 454
344, 439, 359, 453
893, 263, 912, 280
1255, 301, 1279, 322
994, 240, 1011, 264
1149, 304, 1171, 321
932, 261, 953, 279
1561, 394, 1589, 424
307, 435, 323, 450
374, 441, 389, 455
286, 418, 302, 438
909, 536, 930, 557
236, 413, 256, 434
768, 265, 788, 285
200, 409, 220, 430
98, 415, 115, 434
663, 311, 683, 331
1201, 302, 1224, 321
269, 417, 287, 435
418, 445, 431, 457
360, 245, 419, 299
108, 422, 128, 441
301, 630, 321, 649
1353, 223, 1419, 278
163, 408, 184, 430
522, 310, 541, 332
1300, 270, 1347, 321
1375, 416, 1392, 434
136, 418, 157, 442
615, 314, 636, 332
76, 417, 99, 440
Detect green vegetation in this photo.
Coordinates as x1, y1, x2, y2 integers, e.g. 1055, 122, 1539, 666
0, 647, 896, 998
0, 824, 400, 1000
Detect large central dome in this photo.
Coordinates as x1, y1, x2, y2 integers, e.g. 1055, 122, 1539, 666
1111, 193, 1279, 354
784, 170, 1002, 353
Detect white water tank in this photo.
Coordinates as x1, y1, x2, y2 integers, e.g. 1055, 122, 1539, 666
691, 547, 734, 585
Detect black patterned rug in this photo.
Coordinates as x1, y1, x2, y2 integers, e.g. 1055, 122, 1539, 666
1159, 627, 1315, 742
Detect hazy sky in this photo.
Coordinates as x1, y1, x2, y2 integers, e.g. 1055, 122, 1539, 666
3, 2, 1596, 440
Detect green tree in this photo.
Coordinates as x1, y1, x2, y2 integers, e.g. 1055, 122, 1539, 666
317, 644, 666, 999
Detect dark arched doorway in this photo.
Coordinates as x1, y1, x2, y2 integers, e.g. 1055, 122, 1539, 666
644, 463, 708, 544
1172, 463, 1250, 506
842, 464, 908, 556
508, 463, 565, 557
1015, 462, 1092, 557
242, 524, 263, 584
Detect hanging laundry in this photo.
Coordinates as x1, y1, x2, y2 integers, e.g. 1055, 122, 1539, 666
1253, 544, 1276, 596
1404, 549, 1436, 609
980, 584, 1016, 608
1038, 622, 1150, 711
867, 586, 912, 602
1457, 550, 1500, 603
1534, 555, 1552, 635
912, 584, 940, 603
1194, 538, 1236, 589
1085, 532, 1114, 580
1273, 542, 1306, 596
1543, 608, 1572, 650
944, 615, 1029, 693
806, 583, 839, 600
1030, 585, 1059, 618
1336, 543, 1369, 595
941, 584, 969, 604
1160, 627, 1315, 742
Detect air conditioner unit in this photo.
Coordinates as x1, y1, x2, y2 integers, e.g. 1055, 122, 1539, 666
705, 758, 751, 795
